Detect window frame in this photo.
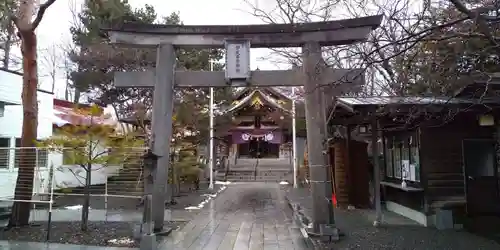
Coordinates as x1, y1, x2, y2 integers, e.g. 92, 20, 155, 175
13, 139, 49, 169
383, 131, 421, 183
0, 138, 10, 170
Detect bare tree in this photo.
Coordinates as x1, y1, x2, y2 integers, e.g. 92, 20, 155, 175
243, 0, 478, 96
243, 0, 340, 67
8, 0, 57, 228
40, 42, 63, 92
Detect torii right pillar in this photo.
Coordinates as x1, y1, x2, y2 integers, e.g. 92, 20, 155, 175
302, 42, 337, 238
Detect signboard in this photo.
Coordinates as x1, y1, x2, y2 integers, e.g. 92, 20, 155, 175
225, 40, 251, 81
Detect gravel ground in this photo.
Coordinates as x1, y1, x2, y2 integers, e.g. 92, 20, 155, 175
286, 186, 500, 250
0, 221, 186, 248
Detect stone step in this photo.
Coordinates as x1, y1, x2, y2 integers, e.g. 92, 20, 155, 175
226, 180, 284, 183
226, 176, 285, 180
0, 201, 12, 221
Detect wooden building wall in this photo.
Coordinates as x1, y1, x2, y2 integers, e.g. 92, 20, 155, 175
420, 114, 495, 212
330, 139, 370, 209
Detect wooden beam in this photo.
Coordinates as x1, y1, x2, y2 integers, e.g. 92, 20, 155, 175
114, 68, 363, 88
107, 27, 374, 48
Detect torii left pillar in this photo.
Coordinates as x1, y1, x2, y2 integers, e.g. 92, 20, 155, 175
149, 44, 175, 232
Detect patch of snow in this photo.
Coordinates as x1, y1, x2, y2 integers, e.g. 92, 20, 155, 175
108, 237, 134, 245
279, 181, 289, 185
185, 183, 229, 211
65, 205, 84, 210
201, 194, 217, 198
300, 227, 309, 238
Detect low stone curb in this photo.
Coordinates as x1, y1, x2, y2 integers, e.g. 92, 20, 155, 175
284, 194, 323, 249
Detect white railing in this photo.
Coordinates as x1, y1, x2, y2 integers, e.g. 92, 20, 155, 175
0, 147, 147, 206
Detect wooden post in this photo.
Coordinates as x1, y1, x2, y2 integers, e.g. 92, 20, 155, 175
371, 118, 382, 226
151, 44, 175, 232
346, 125, 352, 205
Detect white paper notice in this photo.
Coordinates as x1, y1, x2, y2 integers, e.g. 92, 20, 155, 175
409, 164, 416, 181
402, 160, 410, 180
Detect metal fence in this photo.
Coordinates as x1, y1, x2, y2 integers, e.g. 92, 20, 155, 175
0, 146, 148, 221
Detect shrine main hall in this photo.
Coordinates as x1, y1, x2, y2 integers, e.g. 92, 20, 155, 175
218, 87, 305, 162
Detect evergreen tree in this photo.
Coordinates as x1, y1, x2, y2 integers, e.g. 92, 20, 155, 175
69, 1, 234, 186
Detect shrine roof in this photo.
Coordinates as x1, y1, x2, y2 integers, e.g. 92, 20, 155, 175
223, 89, 292, 114
52, 99, 117, 128
236, 87, 304, 102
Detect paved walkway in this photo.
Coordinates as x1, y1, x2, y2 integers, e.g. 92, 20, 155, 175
158, 182, 310, 250
0, 183, 308, 250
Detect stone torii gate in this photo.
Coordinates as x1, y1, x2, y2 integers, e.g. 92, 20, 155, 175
102, 15, 382, 239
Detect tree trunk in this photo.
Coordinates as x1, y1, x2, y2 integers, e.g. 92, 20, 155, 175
8, 30, 39, 227
74, 89, 81, 103
81, 164, 92, 231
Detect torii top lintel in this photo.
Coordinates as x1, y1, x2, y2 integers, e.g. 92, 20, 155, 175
101, 15, 383, 48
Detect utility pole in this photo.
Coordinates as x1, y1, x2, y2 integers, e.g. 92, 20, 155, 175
208, 60, 215, 189
292, 87, 298, 188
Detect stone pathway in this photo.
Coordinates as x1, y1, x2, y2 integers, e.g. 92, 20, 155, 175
158, 182, 310, 250
286, 186, 500, 250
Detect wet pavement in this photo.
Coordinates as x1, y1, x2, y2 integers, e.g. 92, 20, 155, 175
0, 183, 309, 250
158, 182, 310, 249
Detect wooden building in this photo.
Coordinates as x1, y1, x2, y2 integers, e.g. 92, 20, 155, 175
330, 84, 500, 228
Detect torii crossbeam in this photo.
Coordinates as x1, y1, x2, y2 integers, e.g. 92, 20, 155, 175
101, 14, 382, 243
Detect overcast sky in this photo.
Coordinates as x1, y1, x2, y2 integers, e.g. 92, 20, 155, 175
34, 0, 287, 99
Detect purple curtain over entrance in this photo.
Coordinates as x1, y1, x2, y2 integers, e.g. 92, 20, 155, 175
232, 130, 282, 144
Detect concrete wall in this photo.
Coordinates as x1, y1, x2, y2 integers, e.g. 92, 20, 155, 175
0, 162, 122, 199
0, 70, 22, 105
0, 147, 125, 199
0, 80, 54, 139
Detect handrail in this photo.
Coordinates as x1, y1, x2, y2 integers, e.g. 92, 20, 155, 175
254, 158, 259, 181
224, 156, 230, 182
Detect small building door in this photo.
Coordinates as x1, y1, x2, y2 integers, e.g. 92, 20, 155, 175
462, 139, 500, 216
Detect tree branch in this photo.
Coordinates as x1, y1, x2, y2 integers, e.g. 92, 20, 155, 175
31, 0, 57, 31
448, 0, 500, 50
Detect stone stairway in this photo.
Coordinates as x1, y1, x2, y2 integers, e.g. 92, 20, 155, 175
223, 158, 292, 182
